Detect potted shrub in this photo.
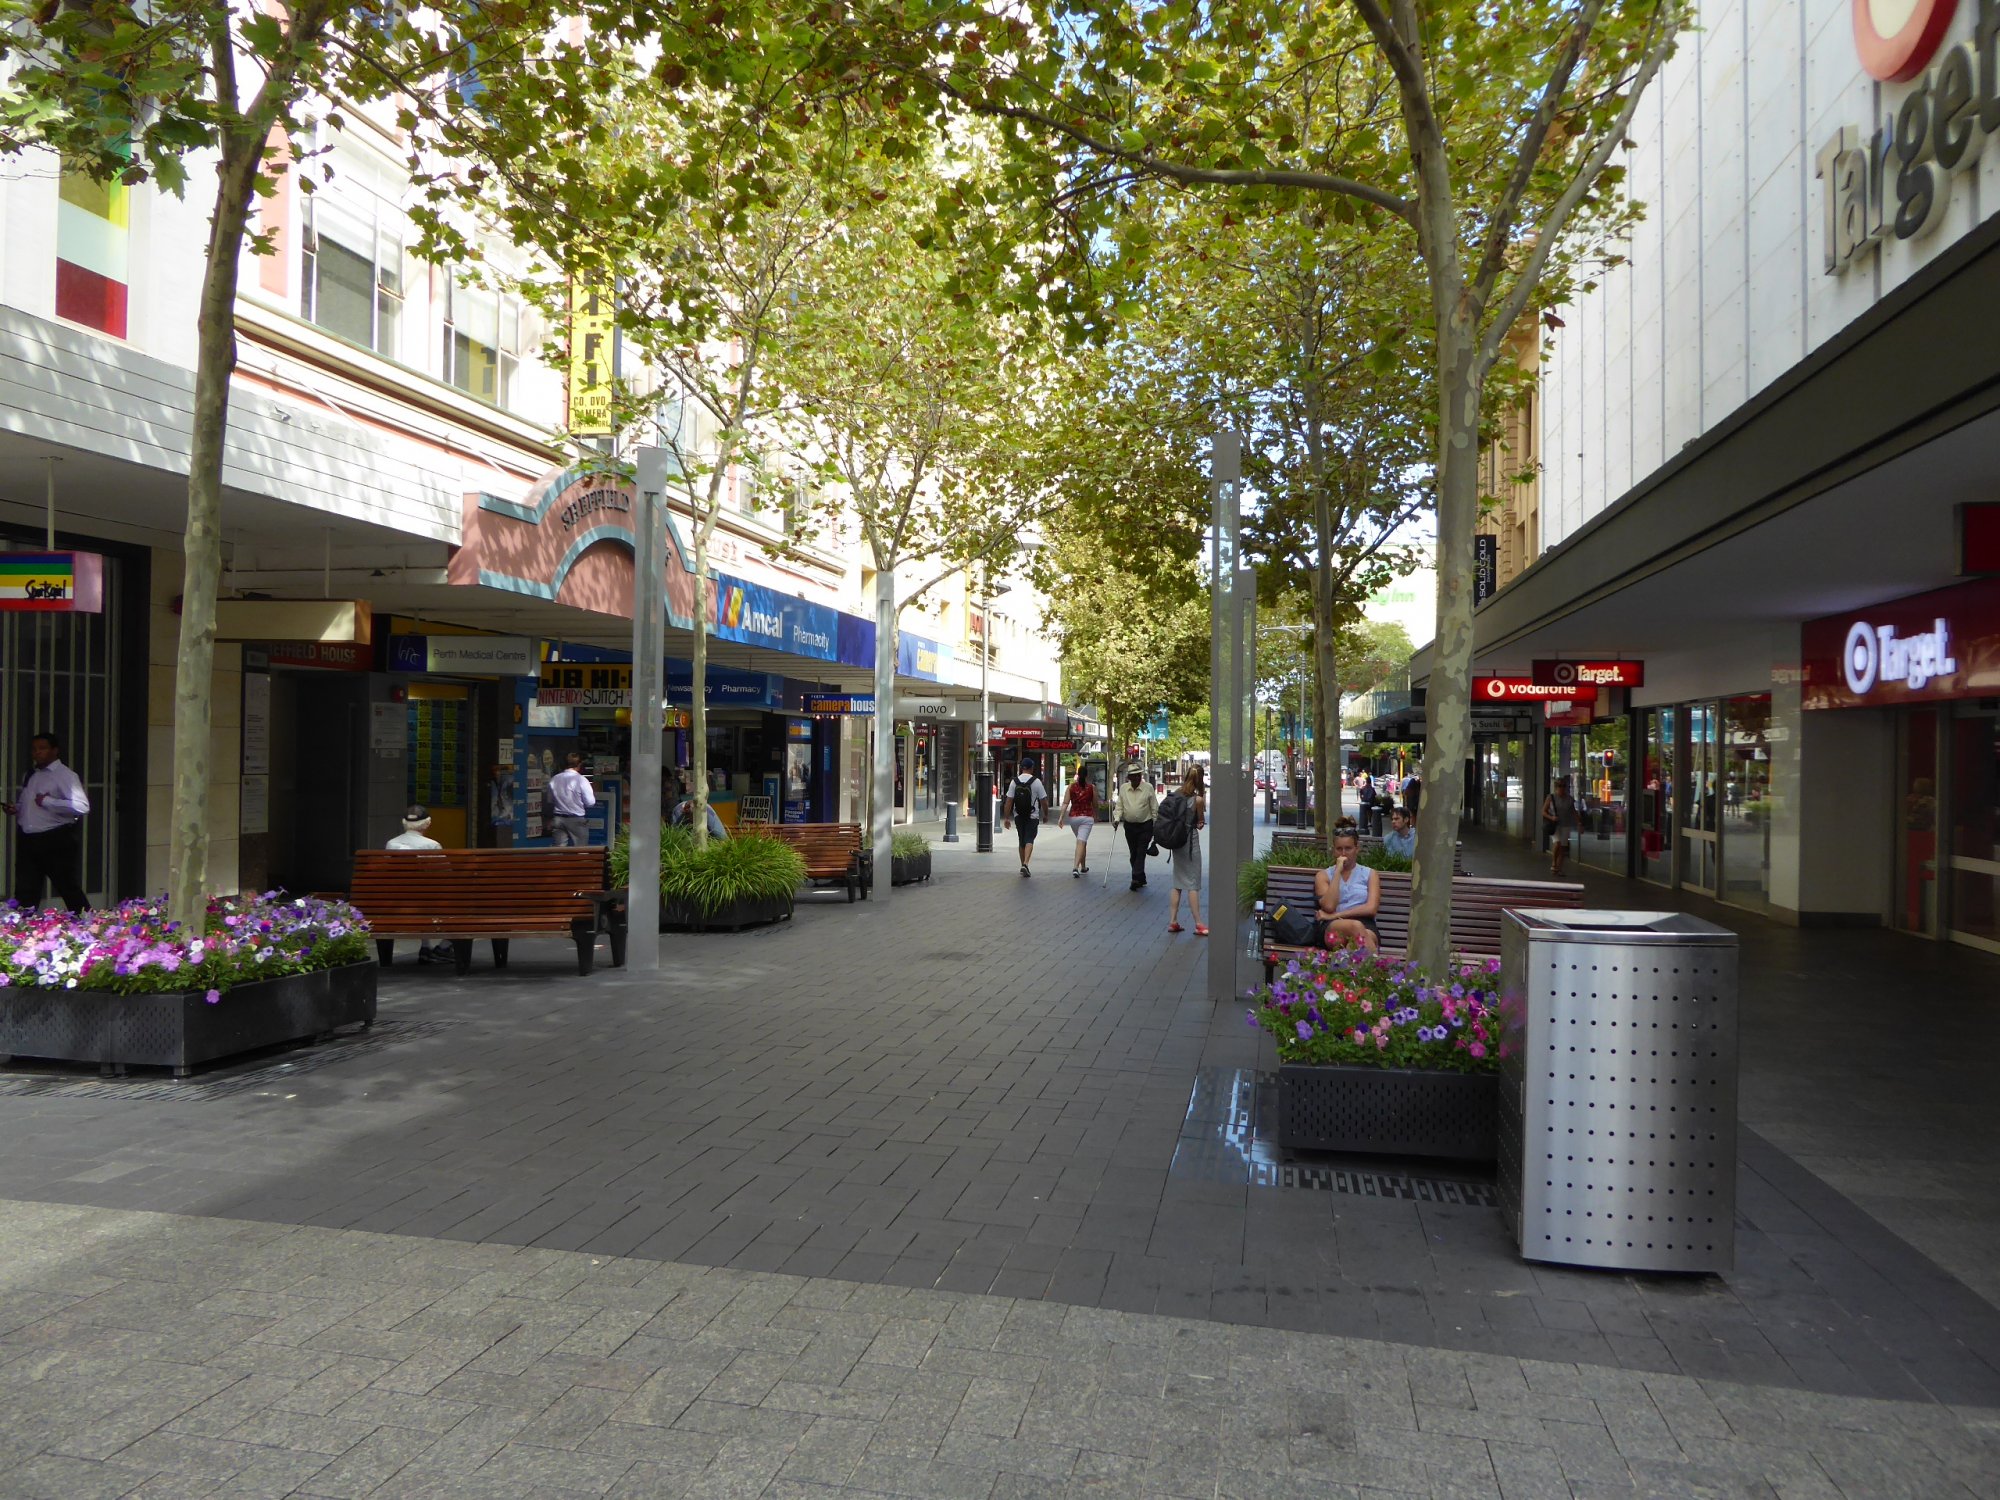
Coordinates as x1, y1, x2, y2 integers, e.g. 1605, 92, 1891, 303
613, 827, 806, 932
890, 831, 932, 886
1246, 947, 1504, 1160
0, 892, 376, 1076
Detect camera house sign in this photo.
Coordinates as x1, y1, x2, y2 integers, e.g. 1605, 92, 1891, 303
1816, 0, 2000, 273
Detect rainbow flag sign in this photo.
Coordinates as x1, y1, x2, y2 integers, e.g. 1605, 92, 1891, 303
0, 552, 103, 613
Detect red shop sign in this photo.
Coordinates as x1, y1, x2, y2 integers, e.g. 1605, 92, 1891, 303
1473, 676, 1577, 702
1530, 659, 1644, 689
1801, 577, 2000, 708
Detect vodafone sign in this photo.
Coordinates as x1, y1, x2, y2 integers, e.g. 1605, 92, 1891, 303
1853, 0, 1958, 82
1474, 677, 1578, 702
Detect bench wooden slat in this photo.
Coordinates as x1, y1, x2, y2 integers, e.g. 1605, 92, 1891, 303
738, 822, 870, 900
349, 849, 627, 975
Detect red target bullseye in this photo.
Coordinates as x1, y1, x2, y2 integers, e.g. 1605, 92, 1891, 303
1853, 0, 1959, 82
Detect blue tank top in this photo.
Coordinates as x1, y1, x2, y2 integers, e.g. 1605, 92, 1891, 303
1327, 861, 1373, 913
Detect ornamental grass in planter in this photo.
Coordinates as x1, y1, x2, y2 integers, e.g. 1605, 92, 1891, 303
612, 826, 805, 930
1246, 946, 1505, 1160
890, 831, 932, 886
0, 892, 376, 1074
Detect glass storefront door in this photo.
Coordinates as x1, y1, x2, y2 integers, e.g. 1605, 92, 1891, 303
1720, 694, 1774, 913
1679, 703, 1719, 894
1947, 708, 1998, 952
1896, 709, 1942, 937
1640, 707, 1675, 884
1576, 719, 1629, 875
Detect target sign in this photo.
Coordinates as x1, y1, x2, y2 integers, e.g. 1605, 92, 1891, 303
1853, 0, 1959, 82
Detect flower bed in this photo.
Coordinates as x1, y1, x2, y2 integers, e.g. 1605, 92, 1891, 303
1247, 946, 1505, 1158
0, 894, 376, 1075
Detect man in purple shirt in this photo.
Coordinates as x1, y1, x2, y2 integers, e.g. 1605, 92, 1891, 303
3, 732, 91, 911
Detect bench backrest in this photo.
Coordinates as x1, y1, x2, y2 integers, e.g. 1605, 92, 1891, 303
350, 848, 607, 929
747, 822, 862, 875
1264, 865, 1585, 959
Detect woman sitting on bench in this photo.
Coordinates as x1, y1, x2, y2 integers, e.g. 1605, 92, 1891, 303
1316, 826, 1381, 953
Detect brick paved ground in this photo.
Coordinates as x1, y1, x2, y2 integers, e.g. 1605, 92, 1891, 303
0, 822, 1998, 1494
0, 1197, 1995, 1499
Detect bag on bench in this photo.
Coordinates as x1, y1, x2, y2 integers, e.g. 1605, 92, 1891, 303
1269, 903, 1325, 948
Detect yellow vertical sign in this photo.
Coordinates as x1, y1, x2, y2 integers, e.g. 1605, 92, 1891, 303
567, 280, 614, 436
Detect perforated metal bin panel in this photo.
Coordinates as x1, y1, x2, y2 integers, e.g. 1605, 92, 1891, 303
1499, 910, 1738, 1273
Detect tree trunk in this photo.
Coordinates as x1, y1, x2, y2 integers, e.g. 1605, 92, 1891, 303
166, 133, 262, 932
690, 524, 710, 847
1409, 340, 1484, 976
871, 564, 897, 884
1310, 465, 1337, 841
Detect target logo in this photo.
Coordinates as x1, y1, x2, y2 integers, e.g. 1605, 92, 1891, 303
1842, 620, 1879, 694
1853, 0, 1959, 82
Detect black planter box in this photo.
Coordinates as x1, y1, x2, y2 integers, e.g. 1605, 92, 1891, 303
0, 962, 378, 1077
661, 893, 794, 933
1277, 1064, 1498, 1160
890, 851, 932, 886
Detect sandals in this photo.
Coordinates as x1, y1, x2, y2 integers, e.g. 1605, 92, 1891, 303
1167, 923, 1184, 933
1194, 925, 1210, 937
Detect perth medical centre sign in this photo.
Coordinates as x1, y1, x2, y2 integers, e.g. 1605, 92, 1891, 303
1817, 0, 2000, 274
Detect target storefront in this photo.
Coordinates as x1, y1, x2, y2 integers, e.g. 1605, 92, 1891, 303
1804, 579, 2000, 952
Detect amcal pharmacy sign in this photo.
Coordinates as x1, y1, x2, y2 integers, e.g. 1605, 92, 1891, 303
1801, 577, 2000, 706
1816, 0, 2000, 273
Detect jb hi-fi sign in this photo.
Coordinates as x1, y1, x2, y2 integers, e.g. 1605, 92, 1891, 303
1817, 0, 2000, 274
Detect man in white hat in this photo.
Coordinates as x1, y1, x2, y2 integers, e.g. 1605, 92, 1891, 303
386, 805, 450, 962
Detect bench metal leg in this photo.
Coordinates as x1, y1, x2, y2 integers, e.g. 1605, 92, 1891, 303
376, 939, 393, 967
491, 939, 510, 969
607, 914, 627, 968
571, 919, 594, 976
451, 939, 474, 976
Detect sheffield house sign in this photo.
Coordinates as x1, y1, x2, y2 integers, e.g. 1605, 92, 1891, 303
1816, 0, 2000, 273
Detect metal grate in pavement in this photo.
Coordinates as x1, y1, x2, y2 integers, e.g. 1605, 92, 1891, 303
1170, 1065, 1500, 1205
0, 1018, 461, 1100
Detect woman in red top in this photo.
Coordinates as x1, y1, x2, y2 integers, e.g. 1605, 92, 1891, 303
1064, 765, 1097, 877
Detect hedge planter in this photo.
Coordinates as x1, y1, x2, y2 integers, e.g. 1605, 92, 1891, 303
890, 851, 932, 886
661, 894, 794, 933
1277, 1064, 1498, 1161
0, 961, 378, 1078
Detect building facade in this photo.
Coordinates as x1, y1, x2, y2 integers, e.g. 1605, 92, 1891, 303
0, 100, 1059, 903
1418, 0, 2000, 951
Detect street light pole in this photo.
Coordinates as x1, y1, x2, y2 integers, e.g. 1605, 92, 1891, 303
976, 580, 994, 853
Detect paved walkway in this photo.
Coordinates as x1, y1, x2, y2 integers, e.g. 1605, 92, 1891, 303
0, 821, 1996, 1494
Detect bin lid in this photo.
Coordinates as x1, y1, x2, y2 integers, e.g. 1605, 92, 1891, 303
1503, 908, 1737, 944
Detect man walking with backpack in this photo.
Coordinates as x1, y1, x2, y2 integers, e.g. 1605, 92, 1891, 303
1001, 756, 1049, 877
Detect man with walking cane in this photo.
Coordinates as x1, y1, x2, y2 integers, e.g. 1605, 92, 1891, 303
1111, 763, 1158, 891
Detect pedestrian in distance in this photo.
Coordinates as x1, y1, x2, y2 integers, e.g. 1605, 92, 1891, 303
1111, 763, 1158, 890
1383, 805, 1416, 860
1543, 775, 1579, 876
1062, 763, 1097, 877
1161, 765, 1208, 936
4, 731, 90, 912
1356, 772, 1376, 818
548, 750, 595, 846
1401, 767, 1422, 818
386, 805, 452, 963
1001, 756, 1049, 877
1316, 826, 1381, 954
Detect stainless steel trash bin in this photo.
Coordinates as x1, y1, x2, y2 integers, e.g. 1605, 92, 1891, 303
1499, 910, 1739, 1273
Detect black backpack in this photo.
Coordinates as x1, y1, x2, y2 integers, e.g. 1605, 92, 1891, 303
1012, 776, 1038, 822
1155, 791, 1192, 850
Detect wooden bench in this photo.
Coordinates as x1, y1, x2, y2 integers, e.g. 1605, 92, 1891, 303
1259, 866, 1583, 983
744, 822, 870, 901
350, 848, 627, 976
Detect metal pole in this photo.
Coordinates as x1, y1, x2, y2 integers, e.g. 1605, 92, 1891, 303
976, 585, 993, 853
627, 447, 670, 971
1207, 433, 1247, 1004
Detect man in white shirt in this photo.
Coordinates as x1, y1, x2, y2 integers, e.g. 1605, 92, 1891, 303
386, 805, 451, 963
1000, 757, 1049, 877
3, 732, 91, 911
548, 751, 596, 846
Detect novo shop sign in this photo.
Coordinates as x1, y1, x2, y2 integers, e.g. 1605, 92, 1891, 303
1802, 577, 2000, 706
1816, 0, 2000, 274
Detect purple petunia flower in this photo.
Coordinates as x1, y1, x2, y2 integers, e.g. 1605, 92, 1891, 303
1296, 1021, 1313, 1042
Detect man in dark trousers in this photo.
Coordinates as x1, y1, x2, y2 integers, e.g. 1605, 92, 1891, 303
4, 731, 91, 912
1111, 763, 1159, 891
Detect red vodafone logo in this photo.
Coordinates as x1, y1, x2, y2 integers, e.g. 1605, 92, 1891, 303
1854, 0, 1959, 82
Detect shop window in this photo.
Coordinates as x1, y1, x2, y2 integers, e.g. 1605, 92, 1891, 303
443, 277, 522, 408
1720, 694, 1774, 914
55, 165, 129, 338
301, 190, 404, 358
1947, 713, 1998, 949
1576, 720, 1629, 876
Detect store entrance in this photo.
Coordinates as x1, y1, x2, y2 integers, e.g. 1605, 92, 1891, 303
1896, 709, 1942, 938
1947, 707, 1998, 953
1679, 703, 1719, 896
